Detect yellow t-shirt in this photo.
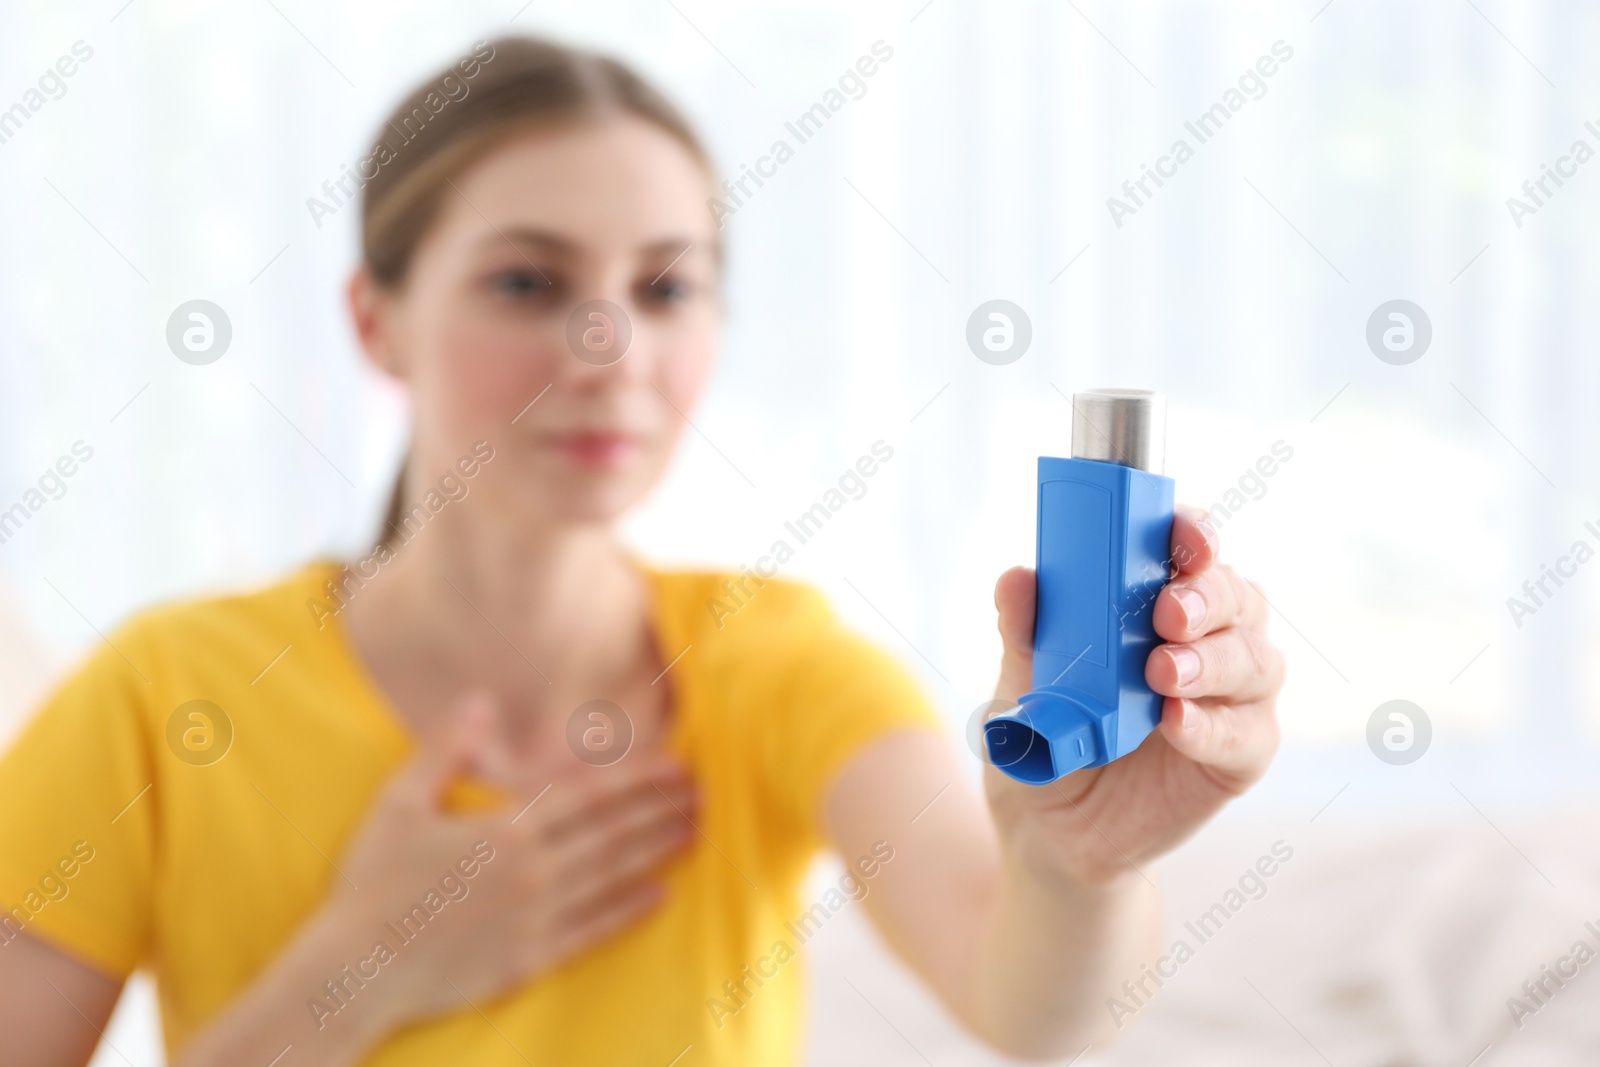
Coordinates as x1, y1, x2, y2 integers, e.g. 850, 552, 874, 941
0, 559, 940, 1065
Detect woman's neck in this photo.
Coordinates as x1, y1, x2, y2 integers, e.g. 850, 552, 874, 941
346, 502, 652, 702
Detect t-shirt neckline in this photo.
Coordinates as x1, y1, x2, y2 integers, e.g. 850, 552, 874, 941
305, 554, 690, 765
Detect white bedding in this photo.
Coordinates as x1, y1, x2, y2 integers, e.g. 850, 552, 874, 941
805, 808, 1600, 1066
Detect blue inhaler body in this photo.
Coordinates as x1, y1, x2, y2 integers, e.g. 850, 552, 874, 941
985, 390, 1175, 784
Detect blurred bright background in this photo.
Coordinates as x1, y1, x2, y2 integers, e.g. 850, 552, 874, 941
2, 0, 1598, 1063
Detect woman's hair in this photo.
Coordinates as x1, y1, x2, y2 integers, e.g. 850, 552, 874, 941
362, 35, 717, 547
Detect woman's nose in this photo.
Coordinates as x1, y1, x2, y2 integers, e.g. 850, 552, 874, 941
559, 286, 657, 384
564, 296, 633, 369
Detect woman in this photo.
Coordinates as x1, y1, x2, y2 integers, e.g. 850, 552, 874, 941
0, 36, 1284, 1066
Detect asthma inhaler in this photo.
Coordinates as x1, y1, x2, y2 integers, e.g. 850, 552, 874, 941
984, 389, 1175, 784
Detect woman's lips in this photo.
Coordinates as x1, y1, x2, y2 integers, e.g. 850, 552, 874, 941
545, 430, 641, 467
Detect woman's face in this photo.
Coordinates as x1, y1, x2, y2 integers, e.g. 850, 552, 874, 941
355, 116, 721, 528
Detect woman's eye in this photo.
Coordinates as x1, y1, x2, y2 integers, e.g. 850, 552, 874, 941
640, 276, 691, 305
490, 269, 556, 299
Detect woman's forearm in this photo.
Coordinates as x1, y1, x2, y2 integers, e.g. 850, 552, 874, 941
969, 858, 1163, 1059
172, 904, 401, 1067
822, 731, 1168, 1059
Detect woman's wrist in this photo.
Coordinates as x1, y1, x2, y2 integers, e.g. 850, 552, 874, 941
998, 841, 1157, 922
994, 817, 1157, 897
286, 897, 414, 1050
174, 897, 404, 1067
971, 852, 1162, 1056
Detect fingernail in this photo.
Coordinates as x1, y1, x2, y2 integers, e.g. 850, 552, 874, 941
1173, 587, 1207, 630
1168, 646, 1201, 686
1179, 699, 1201, 732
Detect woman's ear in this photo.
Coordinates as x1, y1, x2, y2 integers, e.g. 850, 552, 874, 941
347, 266, 407, 379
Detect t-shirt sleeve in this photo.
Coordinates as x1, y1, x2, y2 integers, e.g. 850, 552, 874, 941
762, 592, 943, 840
0, 630, 156, 978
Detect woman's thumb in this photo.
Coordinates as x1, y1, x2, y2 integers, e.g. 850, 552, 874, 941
404, 689, 497, 800
992, 566, 1037, 704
